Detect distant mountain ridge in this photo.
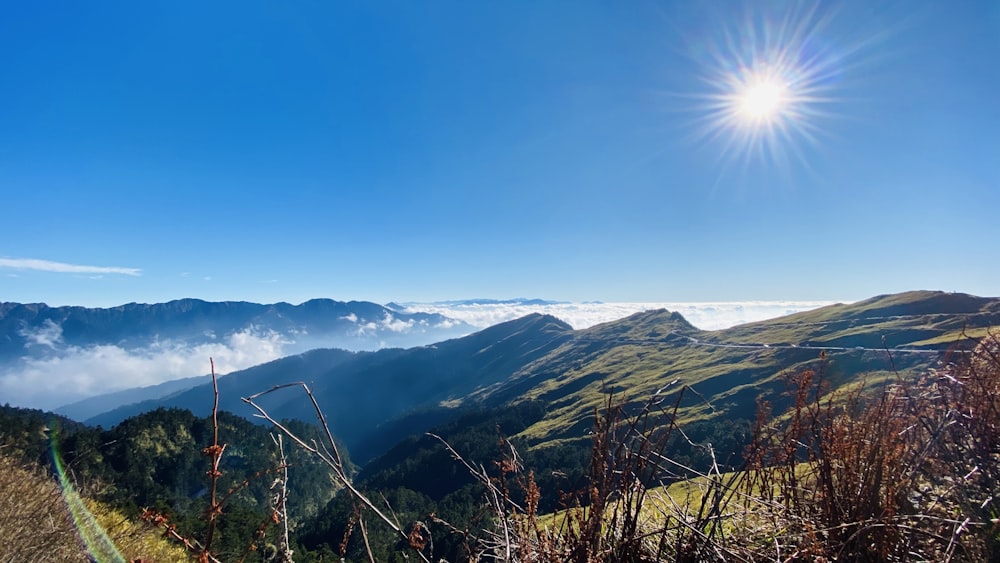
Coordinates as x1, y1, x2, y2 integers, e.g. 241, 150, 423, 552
0, 297, 479, 413
383, 298, 567, 311
428, 298, 568, 306
0, 298, 472, 358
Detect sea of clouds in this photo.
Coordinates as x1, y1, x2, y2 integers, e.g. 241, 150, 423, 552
1, 323, 290, 411
1, 300, 836, 411
399, 300, 838, 331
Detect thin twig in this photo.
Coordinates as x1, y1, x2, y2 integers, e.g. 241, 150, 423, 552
202, 357, 226, 560
242, 383, 431, 563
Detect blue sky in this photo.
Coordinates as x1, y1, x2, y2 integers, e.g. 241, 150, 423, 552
1, 0, 997, 307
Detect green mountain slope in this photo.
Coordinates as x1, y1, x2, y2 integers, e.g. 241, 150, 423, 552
718, 290, 1000, 348
472, 291, 1000, 448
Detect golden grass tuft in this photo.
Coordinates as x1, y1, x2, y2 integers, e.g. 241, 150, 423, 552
0, 452, 188, 562
0, 452, 86, 562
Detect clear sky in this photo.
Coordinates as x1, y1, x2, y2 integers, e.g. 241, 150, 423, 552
1, 1, 997, 307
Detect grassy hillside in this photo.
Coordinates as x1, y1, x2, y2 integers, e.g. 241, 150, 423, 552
719, 290, 1000, 347
471, 291, 999, 449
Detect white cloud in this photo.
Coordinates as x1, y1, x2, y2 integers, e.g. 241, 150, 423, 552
0, 257, 141, 276
378, 312, 414, 333
0, 328, 290, 411
399, 300, 839, 331
433, 319, 462, 330
19, 319, 64, 349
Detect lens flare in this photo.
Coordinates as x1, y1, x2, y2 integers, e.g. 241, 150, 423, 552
50, 430, 125, 562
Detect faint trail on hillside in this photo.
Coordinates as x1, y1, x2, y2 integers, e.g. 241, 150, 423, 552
567, 310, 998, 356
712, 312, 999, 331
571, 330, 976, 356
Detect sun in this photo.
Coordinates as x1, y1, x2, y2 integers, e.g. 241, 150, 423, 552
682, 2, 860, 171
704, 61, 809, 164
736, 77, 789, 122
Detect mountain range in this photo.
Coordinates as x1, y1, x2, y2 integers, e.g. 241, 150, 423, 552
0, 298, 472, 360
78, 290, 1000, 464
0, 298, 475, 413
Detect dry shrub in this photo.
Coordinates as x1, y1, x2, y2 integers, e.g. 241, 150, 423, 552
144, 359, 295, 563
909, 333, 1000, 561
742, 366, 919, 560
740, 333, 1000, 561
0, 452, 87, 562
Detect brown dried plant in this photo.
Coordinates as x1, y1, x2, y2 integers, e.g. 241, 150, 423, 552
141, 357, 293, 563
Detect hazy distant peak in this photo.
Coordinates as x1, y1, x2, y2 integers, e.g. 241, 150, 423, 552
430, 298, 568, 306
848, 291, 997, 317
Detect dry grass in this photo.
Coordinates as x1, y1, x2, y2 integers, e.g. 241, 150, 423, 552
734, 334, 1000, 561
0, 452, 187, 562
0, 453, 87, 562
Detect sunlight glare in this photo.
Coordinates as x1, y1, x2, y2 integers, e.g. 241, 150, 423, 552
737, 78, 788, 121
681, 2, 867, 174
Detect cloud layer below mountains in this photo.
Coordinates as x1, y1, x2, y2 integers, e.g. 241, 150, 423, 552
1, 300, 835, 411
1, 326, 290, 411
401, 300, 837, 331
